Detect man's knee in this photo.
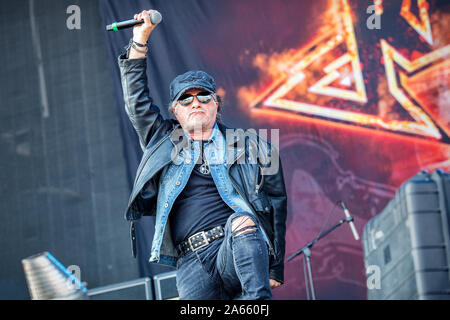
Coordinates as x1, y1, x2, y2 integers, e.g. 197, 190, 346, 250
231, 215, 257, 236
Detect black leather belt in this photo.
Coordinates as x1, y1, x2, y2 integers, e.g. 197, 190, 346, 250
177, 226, 225, 255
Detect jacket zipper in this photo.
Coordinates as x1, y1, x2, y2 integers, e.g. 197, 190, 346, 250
255, 166, 264, 195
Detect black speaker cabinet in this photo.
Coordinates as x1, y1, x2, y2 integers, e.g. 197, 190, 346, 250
363, 170, 450, 300
87, 277, 153, 300
153, 271, 178, 300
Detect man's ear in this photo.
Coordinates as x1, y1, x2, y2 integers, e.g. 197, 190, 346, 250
213, 94, 220, 111
215, 100, 220, 112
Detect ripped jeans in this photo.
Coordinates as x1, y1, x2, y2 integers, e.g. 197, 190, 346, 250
175, 212, 272, 300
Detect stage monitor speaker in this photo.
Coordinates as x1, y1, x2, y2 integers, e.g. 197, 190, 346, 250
153, 271, 178, 300
87, 277, 153, 300
363, 169, 450, 300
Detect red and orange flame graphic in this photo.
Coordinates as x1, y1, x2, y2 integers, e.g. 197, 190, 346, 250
237, 0, 450, 143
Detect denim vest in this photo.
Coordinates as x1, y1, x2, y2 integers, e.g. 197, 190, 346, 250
149, 123, 268, 267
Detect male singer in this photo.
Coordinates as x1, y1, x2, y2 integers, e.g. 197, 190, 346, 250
118, 9, 287, 299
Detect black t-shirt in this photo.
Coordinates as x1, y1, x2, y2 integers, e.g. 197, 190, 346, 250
169, 148, 234, 247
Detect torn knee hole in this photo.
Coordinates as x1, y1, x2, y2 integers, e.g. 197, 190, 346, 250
232, 216, 257, 236
234, 225, 257, 236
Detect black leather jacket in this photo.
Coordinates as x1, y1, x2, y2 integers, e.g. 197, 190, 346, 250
118, 54, 287, 283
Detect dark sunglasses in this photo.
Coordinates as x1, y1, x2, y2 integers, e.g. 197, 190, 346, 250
178, 91, 213, 106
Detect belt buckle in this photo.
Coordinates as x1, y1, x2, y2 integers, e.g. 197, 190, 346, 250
188, 231, 209, 252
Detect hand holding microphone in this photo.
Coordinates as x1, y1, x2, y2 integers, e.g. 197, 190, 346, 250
106, 10, 162, 58
130, 10, 161, 45
106, 9, 162, 58
106, 10, 162, 31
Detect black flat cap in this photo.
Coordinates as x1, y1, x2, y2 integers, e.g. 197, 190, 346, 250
170, 70, 216, 102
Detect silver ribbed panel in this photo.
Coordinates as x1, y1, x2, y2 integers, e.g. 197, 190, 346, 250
22, 252, 88, 300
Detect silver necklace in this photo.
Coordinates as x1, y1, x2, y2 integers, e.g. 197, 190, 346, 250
199, 143, 210, 175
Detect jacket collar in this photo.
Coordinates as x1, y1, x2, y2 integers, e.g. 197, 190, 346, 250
168, 121, 244, 166
170, 121, 224, 150
217, 122, 242, 147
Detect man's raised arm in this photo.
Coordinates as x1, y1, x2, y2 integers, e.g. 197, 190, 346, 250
118, 9, 167, 150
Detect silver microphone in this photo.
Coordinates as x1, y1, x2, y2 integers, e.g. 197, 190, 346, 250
149, 11, 163, 25
106, 11, 163, 31
340, 201, 360, 240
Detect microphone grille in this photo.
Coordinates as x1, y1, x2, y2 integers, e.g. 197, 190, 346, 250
150, 11, 162, 25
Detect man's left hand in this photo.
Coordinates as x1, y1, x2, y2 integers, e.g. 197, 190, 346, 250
269, 279, 282, 289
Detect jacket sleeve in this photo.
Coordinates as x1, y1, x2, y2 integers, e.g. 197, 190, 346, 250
262, 149, 288, 284
118, 53, 166, 150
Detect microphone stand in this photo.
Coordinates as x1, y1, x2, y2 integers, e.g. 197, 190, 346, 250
287, 215, 355, 300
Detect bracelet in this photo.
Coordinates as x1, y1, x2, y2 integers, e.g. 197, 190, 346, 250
132, 40, 147, 47
125, 38, 148, 55
131, 41, 148, 53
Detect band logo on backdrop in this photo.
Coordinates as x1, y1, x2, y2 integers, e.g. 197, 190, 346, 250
238, 0, 450, 143
232, 0, 449, 298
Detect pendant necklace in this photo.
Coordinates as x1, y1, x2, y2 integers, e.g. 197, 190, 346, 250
199, 142, 210, 175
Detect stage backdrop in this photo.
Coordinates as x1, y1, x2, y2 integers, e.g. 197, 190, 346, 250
99, 0, 450, 299
0, 0, 141, 299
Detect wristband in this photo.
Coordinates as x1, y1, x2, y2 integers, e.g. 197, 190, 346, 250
125, 38, 148, 56
131, 41, 148, 53
132, 40, 147, 47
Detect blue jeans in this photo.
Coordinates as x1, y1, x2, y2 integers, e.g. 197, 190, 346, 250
175, 212, 272, 300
